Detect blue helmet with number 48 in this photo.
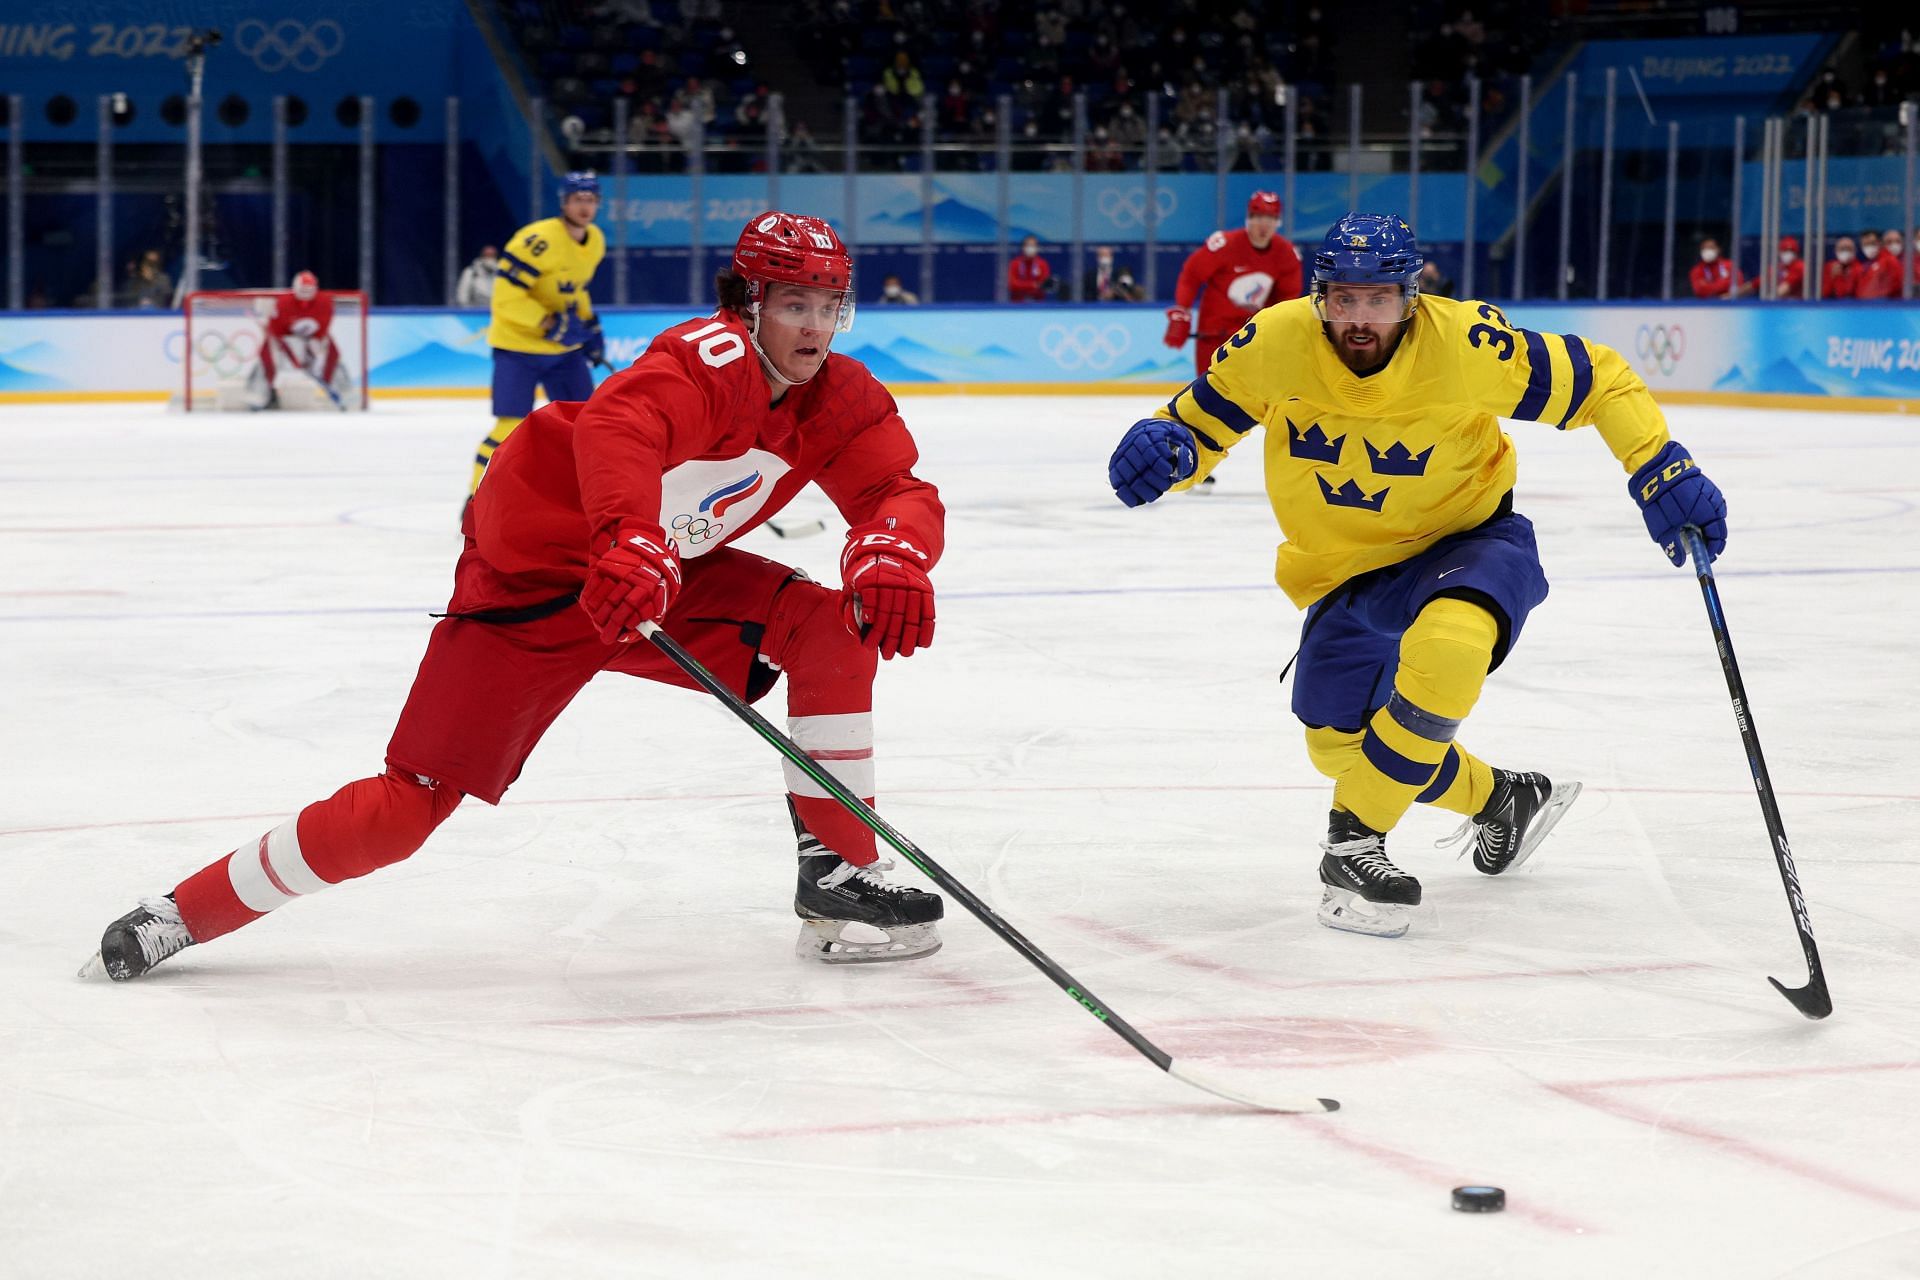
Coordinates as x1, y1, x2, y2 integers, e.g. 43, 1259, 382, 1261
1312, 212, 1424, 322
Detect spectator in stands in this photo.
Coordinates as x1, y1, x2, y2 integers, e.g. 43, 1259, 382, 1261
1086, 246, 1144, 301
457, 246, 499, 307
129, 249, 174, 310
1087, 126, 1125, 173
1771, 235, 1806, 300
1689, 237, 1748, 300
1418, 260, 1454, 299
882, 49, 925, 113
1823, 236, 1863, 299
876, 273, 920, 305
1009, 235, 1052, 302
1857, 229, 1903, 299
784, 119, 827, 173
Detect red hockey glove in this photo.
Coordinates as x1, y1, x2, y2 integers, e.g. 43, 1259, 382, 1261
1162, 307, 1192, 348
840, 522, 936, 659
580, 523, 683, 643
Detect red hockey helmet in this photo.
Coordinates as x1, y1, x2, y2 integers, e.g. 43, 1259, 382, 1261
291, 270, 319, 301
732, 211, 856, 333
1247, 190, 1282, 219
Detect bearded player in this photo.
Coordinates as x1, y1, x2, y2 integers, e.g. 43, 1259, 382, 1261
1109, 213, 1728, 939
472, 170, 608, 494
244, 271, 357, 410
88, 212, 949, 979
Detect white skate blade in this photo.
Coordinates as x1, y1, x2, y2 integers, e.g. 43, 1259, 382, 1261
1316, 885, 1423, 939
1512, 780, 1583, 873
77, 951, 106, 980
796, 918, 942, 964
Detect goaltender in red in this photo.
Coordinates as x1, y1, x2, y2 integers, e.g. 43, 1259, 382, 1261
86, 211, 951, 977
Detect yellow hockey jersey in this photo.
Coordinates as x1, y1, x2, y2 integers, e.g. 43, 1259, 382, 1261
1160, 294, 1671, 607
489, 216, 606, 354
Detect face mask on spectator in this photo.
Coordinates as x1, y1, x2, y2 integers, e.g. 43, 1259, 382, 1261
1780, 250, 1796, 264
1700, 248, 1719, 263
1836, 248, 1855, 264
1022, 242, 1038, 258
1862, 242, 1880, 259
1887, 238, 1905, 257
883, 281, 902, 298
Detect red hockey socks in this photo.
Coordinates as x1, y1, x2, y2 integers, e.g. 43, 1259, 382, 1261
172, 767, 463, 942
763, 579, 881, 865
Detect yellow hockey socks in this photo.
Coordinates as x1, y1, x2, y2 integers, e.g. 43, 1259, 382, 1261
470, 415, 524, 494
1332, 598, 1499, 833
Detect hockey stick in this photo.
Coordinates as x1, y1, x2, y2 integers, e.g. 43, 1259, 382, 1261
639, 620, 1340, 1114
1678, 525, 1832, 1020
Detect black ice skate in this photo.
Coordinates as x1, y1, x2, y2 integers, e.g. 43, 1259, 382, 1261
80, 895, 196, 981
1317, 809, 1422, 939
795, 852, 944, 964
1449, 769, 1583, 875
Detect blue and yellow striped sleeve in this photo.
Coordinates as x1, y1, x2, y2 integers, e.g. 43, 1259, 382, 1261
1155, 323, 1274, 488
1487, 322, 1668, 472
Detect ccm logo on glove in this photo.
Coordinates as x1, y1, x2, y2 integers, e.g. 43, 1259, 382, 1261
840, 522, 935, 659
1629, 440, 1728, 568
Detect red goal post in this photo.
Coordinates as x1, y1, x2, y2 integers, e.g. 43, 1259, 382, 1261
180, 288, 370, 411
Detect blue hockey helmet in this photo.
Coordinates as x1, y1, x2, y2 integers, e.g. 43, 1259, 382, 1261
557, 170, 601, 203
1311, 212, 1424, 321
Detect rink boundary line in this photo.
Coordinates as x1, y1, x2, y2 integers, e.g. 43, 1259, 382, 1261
1544, 1078, 1920, 1213
1057, 914, 1708, 993
4, 386, 1914, 411
10, 563, 1920, 624
724, 1099, 1596, 1235
8, 779, 1915, 840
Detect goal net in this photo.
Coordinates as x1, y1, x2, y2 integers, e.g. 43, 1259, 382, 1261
179, 289, 370, 411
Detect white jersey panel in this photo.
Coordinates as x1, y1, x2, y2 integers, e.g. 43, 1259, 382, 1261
658, 449, 793, 557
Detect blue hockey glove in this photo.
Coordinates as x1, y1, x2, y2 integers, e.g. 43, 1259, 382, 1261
543, 307, 592, 350
581, 317, 606, 366
1630, 440, 1727, 567
1109, 418, 1198, 508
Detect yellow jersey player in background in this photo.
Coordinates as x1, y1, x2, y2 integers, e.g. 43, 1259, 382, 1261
473, 170, 608, 494
1107, 212, 1729, 939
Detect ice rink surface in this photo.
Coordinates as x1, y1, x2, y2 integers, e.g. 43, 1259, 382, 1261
3, 394, 1918, 1279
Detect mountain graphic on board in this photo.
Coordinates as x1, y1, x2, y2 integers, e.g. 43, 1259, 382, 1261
370, 341, 495, 388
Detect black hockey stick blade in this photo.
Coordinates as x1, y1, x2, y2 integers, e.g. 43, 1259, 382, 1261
1768, 973, 1833, 1020
638, 621, 1340, 1113
1680, 526, 1832, 1021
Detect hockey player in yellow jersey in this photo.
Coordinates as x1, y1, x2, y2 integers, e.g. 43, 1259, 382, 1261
1107, 212, 1729, 938
473, 170, 608, 493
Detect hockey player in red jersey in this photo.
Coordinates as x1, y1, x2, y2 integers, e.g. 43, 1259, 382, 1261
246, 270, 356, 409
1164, 191, 1303, 377
86, 211, 949, 979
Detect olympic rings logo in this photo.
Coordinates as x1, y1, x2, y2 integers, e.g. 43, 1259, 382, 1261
1038, 323, 1130, 371
165, 327, 261, 378
671, 513, 723, 545
1096, 188, 1178, 229
234, 19, 345, 73
1635, 323, 1686, 375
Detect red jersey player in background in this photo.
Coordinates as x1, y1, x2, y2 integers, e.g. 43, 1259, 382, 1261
1769, 235, 1806, 299
245, 270, 356, 410
87, 211, 951, 979
1688, 238, 1752, 300
1164, 191, 1303, 377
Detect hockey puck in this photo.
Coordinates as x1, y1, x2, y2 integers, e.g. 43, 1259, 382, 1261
1451, 1186, 1505, 1213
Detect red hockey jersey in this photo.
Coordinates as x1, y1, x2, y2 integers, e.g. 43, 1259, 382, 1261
467, 314, 944, 607
1173, 229, 1303, 341
263, 292, 336, 341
